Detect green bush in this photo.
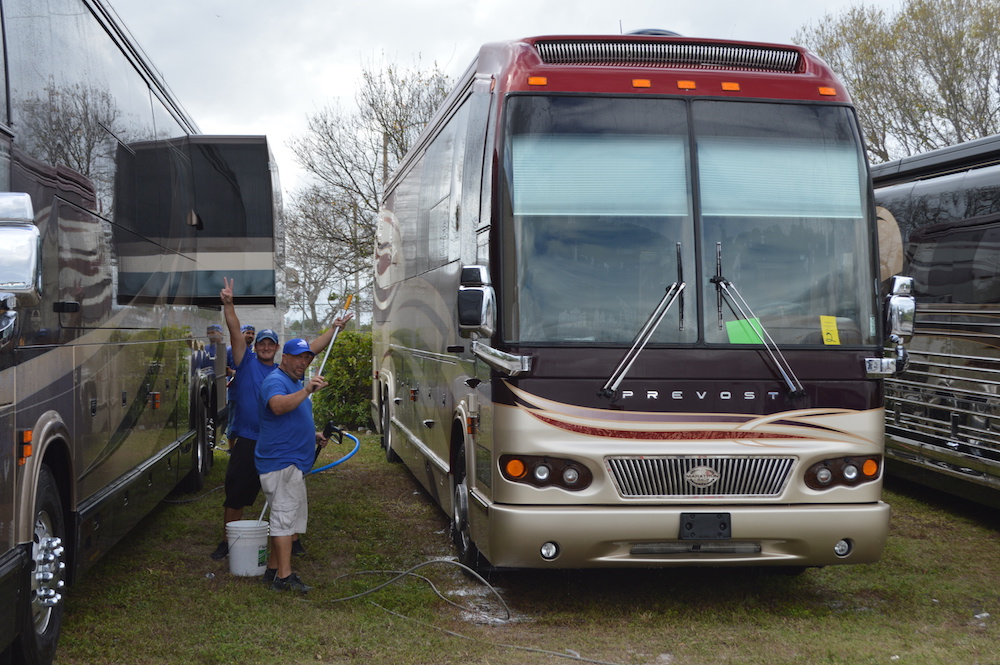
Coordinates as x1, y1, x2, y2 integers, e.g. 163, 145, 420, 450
311, 330, 372, 430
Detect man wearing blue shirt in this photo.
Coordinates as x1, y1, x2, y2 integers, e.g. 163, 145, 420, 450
256, 338, 327, 592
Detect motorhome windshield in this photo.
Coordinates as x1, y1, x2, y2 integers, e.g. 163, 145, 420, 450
501, 95, 877, 347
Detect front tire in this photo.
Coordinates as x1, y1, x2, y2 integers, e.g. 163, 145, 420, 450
17, 465, 65, 665
382, 394, 401, 464
451, 444, 482, 571
180, 395, 212, 493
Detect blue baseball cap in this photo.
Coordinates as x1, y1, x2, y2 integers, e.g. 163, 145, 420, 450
282, 338, 313, 356
255, 329, 278, 344
207, 324, 223, 333
241, 324, 255, 333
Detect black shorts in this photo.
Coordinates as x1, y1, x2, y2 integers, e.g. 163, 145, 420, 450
223, 437, 261, 509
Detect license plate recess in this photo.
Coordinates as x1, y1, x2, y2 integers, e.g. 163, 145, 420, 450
679, 513, 732, 540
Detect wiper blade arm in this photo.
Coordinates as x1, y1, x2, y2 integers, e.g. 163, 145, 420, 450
712, 243, 805, 398
599, 281, 685, 399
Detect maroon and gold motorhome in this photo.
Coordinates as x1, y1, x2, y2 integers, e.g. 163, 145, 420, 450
372, 32, 914, 571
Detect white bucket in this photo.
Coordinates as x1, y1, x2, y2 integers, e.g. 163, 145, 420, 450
225, 520, 269, 576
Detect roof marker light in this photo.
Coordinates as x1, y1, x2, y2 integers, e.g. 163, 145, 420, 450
527, 76, 548, 86
819, 86, 837, 96
677, 80, 696, 90
721, 82, 741, 91
632, 79, 652, 88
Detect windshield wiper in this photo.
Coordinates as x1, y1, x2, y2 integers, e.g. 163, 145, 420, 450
711, 242, 806, 398
599, 243, 685, 400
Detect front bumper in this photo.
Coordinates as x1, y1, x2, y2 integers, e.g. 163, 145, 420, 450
476, 499, 890, 568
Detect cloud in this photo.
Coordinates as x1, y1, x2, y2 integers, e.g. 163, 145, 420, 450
108, 0, 902, 191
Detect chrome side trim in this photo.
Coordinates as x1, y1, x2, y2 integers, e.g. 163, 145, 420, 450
472, 341, 532, 376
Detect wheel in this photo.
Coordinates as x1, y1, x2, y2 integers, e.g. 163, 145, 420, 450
179, 396, 211, 492
450, 445, 483, 571
201, 397, 216, 474
16, 465, 65, 665
382, 394, 401, 464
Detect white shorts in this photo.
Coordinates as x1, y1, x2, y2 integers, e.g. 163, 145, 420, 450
259, 465, 308, 537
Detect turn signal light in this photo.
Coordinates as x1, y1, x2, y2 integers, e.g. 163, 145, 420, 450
504, 458, 526, 479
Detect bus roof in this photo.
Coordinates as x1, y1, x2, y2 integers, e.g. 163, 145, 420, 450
471, 33, 850, 103
870, 133, 1000, 188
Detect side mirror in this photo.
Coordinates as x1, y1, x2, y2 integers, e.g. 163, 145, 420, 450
885, 275, 915, 343
458, 265, 495, 339
0, 193, 40, 309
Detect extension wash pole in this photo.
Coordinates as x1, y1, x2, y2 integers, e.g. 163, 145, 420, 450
317, 293, 353, 378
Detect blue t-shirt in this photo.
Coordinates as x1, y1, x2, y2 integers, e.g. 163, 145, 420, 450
255, 368, 316, 475
229, 350, 278, 441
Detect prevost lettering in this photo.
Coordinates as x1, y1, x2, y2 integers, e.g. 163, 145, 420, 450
620, 390, 783, 401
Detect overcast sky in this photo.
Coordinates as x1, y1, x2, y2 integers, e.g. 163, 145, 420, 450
107, 0, 902, 194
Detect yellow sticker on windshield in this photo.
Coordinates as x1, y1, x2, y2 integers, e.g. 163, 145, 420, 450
820, 316, 841, 345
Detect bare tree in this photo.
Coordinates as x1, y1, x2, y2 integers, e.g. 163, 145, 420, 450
290, 55, 451, 215
284, 187, 361, 329
796, 0, 1000, 162
286, 56, 452, 320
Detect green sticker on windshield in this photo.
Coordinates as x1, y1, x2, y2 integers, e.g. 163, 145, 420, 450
726, 318, 764, 344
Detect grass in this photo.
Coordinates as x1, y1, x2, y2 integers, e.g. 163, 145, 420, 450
54, 434, 1000, 665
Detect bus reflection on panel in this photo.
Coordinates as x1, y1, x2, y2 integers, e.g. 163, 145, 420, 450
873, 134, 1000, 509
372, 32, 915, 571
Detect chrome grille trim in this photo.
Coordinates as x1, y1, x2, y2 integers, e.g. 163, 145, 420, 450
606, 456, 796, 498
535, 41, 802, 72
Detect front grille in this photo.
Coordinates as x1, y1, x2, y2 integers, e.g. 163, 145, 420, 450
535, 40, 802, 72
606, 456, 795, 498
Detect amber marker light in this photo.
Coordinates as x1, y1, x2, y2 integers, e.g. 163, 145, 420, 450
632, 79, 652, 88
505, 458, 527, 479
818, 86, 837, 96
863, 458, 880, 477
677, 80, 696, 90
721, 82, 741, 92
527, 76, 548, 86
18, 430, 33, 466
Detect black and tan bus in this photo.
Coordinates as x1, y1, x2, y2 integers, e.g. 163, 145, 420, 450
873, 134, 1000, 509
0, 2, 279, 663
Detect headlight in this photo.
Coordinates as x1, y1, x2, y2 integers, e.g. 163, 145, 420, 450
805, 456, 881, 490
499, 455, 592, 491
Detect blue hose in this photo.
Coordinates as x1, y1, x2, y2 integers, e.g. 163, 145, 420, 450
309, 431, 360, 475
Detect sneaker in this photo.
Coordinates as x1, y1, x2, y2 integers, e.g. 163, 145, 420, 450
210, 540, 229, 560
262, 567, 277, 585
270, 573, 312, 593
291, 539, 306, 557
